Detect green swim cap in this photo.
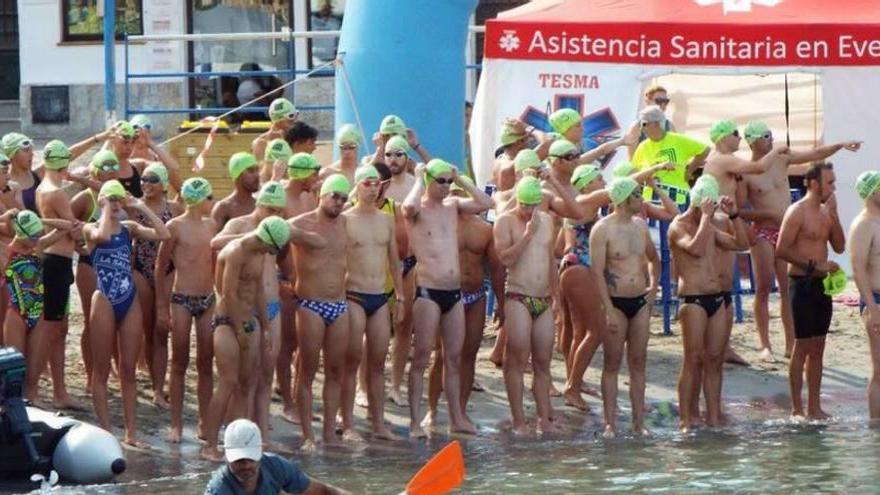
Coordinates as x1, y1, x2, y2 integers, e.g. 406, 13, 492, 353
1, 132, 31, 157
613, 161, 637, 177
500, 121, 527, 146
425, 159, 454, 185
99, 179, 127, 200
571, 164, 601, 190
823, 268, 847, 296
256, 216, 291, 249
515, 176, 543, 206
269, 98, 297, 123
450, 175, 474, 195
265, 139, 292, 163
549, 139, 578, 159
287, 152, 320, 180
43, 140, 71, 170
354, 165, 380, 185
143, 163, 169, 189
320, 173, 351, 197
857, 170, 880, 200
514, 149, 541, 173
549, 108, 581, 134
380, 115, 406, 136
130, 114, 152, 130
336, 124, 360, 147
710, 120, 738, 144
608, 177, 640, 206
385, 135, 410, 154
257, 181, 286, 209
13, 210, 43, 239
690, 175, 720, 205
181, 177, 213, 205
91, 149, 119, 173
114, 120, 136, 139
229, 152, 257, 182
744, 121, 771, 144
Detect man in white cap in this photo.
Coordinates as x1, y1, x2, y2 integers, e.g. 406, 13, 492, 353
204, 418, 348, 494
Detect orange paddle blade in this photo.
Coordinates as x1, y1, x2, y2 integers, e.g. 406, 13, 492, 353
405, 441, 466, 495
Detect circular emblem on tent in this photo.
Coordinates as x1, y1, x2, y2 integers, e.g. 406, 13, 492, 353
499, 30, 521, 53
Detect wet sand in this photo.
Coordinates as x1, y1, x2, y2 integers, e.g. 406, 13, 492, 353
18, 282, 872, 488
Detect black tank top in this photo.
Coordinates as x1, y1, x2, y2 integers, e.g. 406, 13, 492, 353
118, 165, 143, 198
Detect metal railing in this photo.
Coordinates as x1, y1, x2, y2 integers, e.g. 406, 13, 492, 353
123, 26, 486, 119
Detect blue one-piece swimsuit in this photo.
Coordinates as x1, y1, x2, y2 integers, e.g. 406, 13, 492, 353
93, 226, 137, 323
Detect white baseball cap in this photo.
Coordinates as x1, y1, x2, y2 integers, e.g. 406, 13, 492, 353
224, 419, 263, 463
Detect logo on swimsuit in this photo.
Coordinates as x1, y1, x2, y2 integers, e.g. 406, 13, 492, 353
517, 95, 622, 168
693, 0, 782, 14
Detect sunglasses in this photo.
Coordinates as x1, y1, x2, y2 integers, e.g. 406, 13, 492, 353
360, 179, 381, 188
330, 192, 348, 202
385, 151, 406, 159
141, 175, 162, 184
759, 132, 772, 140
558, 153, 579, 161
339, 144, 358, 151
133, 124, 152, 131
630, 187, 644, 198
106, 196, 125, 203
205, 195, 213, 201
97, 162, 120, 172
0, 159, 10, 168
654, 97, 670, 105
431, 176, 455, 186
121, 136, 135, 143
732, 130, 740, 137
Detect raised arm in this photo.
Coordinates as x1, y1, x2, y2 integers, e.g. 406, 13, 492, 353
543, 171, 586, 220
826, 194, 846, 254
670, 200, 716, 256
788, 141, 861, 164
407, 129, 432, 163
146, 138, 184, 193
493, 213, 533, 267
685, 147, 710, 184
643, 177, 679, 222
453, 170, 493, 215
714, 197, 749, 251
401, 166, 426, 220
124, 197, 171, 241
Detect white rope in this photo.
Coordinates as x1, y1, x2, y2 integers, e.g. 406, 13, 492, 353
336, 56, 371, 153
159, 59, 336, 147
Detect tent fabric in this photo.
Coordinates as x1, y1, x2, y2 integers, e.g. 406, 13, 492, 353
484, 0, 880, 66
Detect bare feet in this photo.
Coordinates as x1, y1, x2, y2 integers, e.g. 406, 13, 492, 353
807, 409, 832, 421
409, 425, 428, 439
153, 392, 170, 410
372, 426, 402, 441
420, 411, 438, 430
536, 418, 558, 435
201, 445, 224, 461
488, 353, 503, 369
449, 420, 478, 436
388, 389, 407, 407
342, 428, 366, 444
166, 427, 182, 444
633, 425, 652, 437
724, 347, 750, 366
471, 380, 485, 392
122, 437, 151, 451
602, 425, 617, 439
759, 347, 777, 363
509, 421, 530, 437
300, 439, 319, 453
549, 382, 563, 398
563, 387, 590, 412
789, 411, 806, 423
355, 390, 369, 408
581, 383, 601, 398
281, 406, 301, 425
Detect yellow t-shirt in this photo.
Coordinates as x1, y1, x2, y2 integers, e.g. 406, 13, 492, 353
632, 132, 708, 203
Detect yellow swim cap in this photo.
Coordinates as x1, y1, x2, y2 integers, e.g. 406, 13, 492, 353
515, 176, 543, 205
320, 173, 351, 197
229, 152, 257, 182
99, 179, 127, 200
265, 139, 292, 163
257, 181, 286, 209
256, 216, 291, 249
287, 153, 320, 180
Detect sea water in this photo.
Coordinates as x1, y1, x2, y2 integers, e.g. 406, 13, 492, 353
24, 414, 880, 494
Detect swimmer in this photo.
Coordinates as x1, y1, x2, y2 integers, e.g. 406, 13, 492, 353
401, 159, 492, 438
201, 216, 291, 461
84, 180, 171, 447
320, 124, 360, 185
212, 152, 260, 229
341, 166, 405, 441
776, 162, 845, 421
155, 177, 217, 443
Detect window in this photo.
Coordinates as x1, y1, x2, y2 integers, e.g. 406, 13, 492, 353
62, 0, 144, 42
307, 0, 343, 67
187, 0, 294, 120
